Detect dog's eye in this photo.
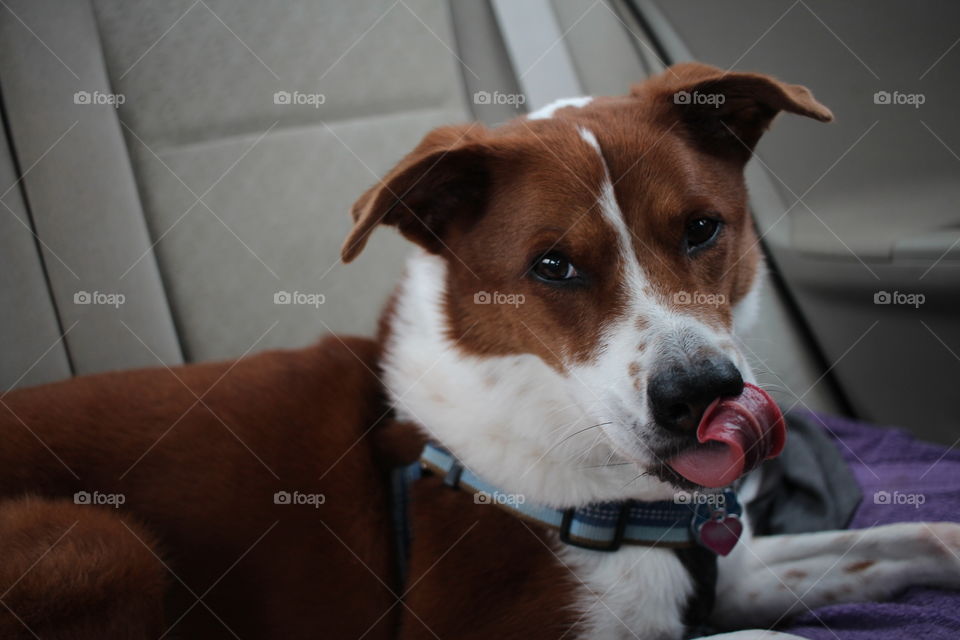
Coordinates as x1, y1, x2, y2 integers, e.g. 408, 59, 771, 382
532, 252, 579, 282
685, 217, 721, 253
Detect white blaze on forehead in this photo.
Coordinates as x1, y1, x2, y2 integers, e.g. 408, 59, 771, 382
567, 125, 753, 468
578, 127, 601, 153
568, 126, 664, 459
577, 127, 635, 264
527, 96, 593, 120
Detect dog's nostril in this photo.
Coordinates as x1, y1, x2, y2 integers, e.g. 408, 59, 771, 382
647, 355, 743, 434
664, 402, 699, 433
666, 403, 690, 422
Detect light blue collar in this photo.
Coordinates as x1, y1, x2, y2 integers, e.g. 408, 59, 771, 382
408, 443, 743, 555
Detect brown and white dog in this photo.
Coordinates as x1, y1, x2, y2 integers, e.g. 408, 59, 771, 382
1, 63, 959, 640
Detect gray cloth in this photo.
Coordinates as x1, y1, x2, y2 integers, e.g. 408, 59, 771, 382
748, 412, 863, 536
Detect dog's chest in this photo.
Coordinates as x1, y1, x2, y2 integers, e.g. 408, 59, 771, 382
560, 542, 694, 640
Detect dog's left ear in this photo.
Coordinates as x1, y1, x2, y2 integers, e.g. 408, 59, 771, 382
341, 124, 492, 263
638, 62, 833, 161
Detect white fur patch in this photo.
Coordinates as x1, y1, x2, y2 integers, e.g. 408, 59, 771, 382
560, 544, 692, 639
528, 96, 593, 120
383, 251, 655, 506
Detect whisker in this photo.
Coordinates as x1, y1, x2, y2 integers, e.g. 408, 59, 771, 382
554, 422, 612, 447
620, 469, 657, 490
577, 462, 634, 470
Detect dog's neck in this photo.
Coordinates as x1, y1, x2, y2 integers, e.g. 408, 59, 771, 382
381, 251, 681, 507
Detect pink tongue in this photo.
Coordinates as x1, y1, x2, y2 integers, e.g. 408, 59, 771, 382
667, 383, 785, 488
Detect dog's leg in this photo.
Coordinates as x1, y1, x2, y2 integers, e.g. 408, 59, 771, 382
711, 522, 960, 629
0, 496, 167, 640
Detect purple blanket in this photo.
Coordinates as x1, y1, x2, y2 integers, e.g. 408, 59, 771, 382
781, 412, 960, 639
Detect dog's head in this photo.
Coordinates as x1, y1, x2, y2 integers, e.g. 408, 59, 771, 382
343, 63, 831, 503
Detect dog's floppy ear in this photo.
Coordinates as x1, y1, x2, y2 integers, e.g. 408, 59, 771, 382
341, 124, 491, 263
637, 62, 833, 161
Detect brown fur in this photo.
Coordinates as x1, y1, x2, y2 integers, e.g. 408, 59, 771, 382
0, 496, 166, 639
0, 337, 401, 638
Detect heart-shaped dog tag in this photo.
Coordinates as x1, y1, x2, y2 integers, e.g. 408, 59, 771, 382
696, 512, 743, 556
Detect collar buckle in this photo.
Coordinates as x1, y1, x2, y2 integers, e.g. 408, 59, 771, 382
442, 459, 464, 488
559, 500, 633, 552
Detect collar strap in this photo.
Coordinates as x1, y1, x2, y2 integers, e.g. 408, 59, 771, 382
415, 444, 743, 554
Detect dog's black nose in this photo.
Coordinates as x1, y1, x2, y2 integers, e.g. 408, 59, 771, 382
647, 355, 744, 433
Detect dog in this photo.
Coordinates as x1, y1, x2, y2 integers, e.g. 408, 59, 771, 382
2, 62, 959, 640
